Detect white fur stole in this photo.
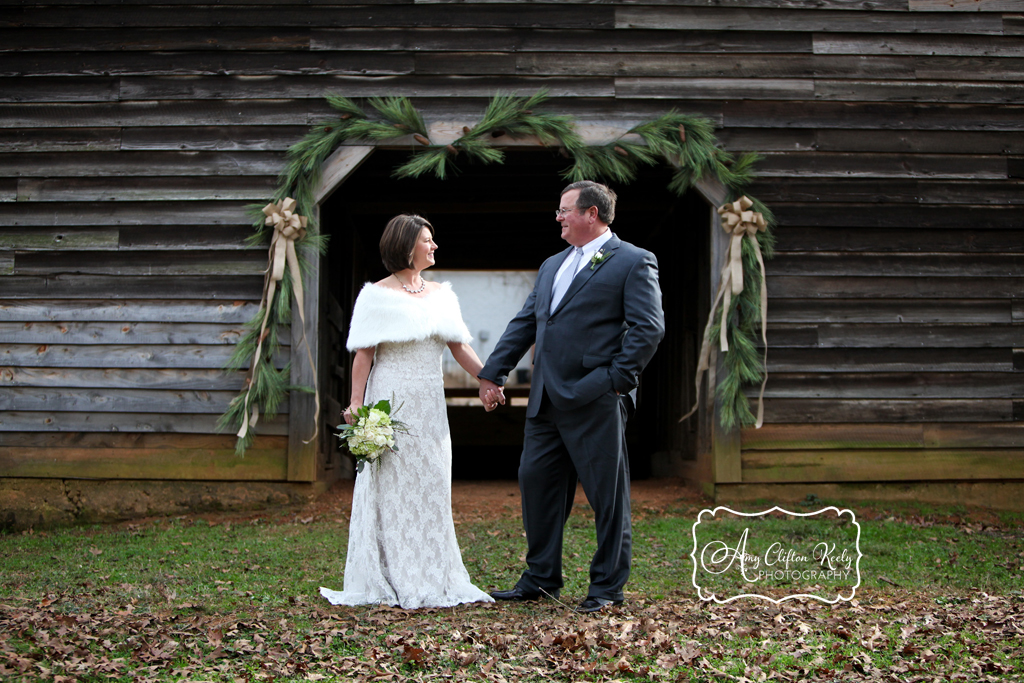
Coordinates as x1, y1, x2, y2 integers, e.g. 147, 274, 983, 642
346, 281, 473, 351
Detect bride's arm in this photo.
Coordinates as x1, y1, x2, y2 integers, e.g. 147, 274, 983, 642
448, 341, 484, 378
344, 347, 375, 424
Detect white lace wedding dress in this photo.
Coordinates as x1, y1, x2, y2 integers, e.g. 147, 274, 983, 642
320, 283, 493, 609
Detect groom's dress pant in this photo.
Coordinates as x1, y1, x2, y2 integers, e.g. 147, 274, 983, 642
515, 389, 631, 602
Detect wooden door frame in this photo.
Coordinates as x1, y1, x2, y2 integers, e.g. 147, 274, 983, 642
288, 123, 737, 484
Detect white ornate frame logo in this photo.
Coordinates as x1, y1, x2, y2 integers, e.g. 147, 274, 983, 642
690, 506, 863, 604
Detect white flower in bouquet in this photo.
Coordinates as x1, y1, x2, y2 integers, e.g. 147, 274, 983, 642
336, 397, 411, 472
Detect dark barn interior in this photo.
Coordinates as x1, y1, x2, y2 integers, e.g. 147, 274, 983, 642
319, 149, 711, 479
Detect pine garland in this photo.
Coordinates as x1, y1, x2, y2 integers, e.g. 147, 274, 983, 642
223, 91, 774, 454
709, 227, 776, 430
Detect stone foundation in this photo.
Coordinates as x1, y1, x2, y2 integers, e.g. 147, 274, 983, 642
0, 478, 329, 531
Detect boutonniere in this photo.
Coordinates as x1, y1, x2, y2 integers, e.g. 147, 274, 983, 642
589, 249, 609, 270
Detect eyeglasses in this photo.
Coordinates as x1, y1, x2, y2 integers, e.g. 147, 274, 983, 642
555, 207, 579, 218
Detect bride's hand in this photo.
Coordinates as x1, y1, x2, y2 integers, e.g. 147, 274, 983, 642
478, 378, 505, 411
343, 405, 358, 425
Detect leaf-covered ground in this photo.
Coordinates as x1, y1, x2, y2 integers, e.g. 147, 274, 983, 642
2, 479, 1022, 682
3, 587, 1022, 681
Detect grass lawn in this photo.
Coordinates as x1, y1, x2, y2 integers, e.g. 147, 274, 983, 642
1, 485, 1022, 681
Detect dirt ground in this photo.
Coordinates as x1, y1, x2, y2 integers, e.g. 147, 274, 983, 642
301, 478, 707, 524
179, 476, 1013, 530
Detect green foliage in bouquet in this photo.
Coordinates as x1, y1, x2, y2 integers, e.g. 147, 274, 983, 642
337, 398, 411, 473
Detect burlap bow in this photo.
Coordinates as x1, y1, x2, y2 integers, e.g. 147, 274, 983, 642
237, 197, 319, 440
680, 196, 769, 429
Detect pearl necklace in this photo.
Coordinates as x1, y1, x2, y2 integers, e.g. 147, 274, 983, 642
397, 275, 426, 294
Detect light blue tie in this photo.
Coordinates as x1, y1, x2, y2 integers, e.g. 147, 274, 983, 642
550, 247, 583, 313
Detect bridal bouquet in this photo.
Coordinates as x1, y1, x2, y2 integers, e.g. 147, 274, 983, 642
337, 397, 410, 472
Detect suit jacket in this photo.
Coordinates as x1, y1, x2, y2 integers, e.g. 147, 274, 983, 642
479, 233, 665, 419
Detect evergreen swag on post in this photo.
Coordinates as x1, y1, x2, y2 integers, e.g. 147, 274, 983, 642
220, 91, 776, 456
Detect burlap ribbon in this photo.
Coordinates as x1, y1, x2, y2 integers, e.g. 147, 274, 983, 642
237, 197, 320, 441
680, 196, 769, 429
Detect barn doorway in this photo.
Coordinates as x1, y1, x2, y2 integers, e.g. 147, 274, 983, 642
319, 149, 710, 480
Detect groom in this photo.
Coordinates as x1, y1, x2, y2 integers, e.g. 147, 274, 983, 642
478, 180, 665, 613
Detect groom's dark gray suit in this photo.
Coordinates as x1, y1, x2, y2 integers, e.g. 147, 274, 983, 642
479, 233, 665, 601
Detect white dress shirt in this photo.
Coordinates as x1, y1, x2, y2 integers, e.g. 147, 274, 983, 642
551, 230, 614, 287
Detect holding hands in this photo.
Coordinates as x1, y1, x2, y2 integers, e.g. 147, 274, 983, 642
446, 341, 504, 412
478, 378, 506, 412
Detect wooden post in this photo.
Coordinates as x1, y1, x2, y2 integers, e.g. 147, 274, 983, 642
712, 395, 743, 484
288, 204, 321, 482
698, 177, 742, 486
286, 146, 376, 482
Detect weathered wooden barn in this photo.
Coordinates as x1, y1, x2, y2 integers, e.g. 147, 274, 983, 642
2, 0, 1022, 526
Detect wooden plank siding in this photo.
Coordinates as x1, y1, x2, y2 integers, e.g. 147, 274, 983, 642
1, 1, 1021, 496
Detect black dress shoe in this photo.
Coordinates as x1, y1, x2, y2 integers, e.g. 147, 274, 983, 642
576, 597, 624, 614
489, 586, 558, 601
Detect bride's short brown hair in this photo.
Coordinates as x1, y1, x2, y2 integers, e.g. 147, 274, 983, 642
379, 214, 434, 273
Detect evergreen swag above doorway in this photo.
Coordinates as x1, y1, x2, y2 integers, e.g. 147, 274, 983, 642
220, 91, 776, 456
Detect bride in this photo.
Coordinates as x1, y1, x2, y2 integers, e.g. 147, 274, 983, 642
320, 214, 495, 609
